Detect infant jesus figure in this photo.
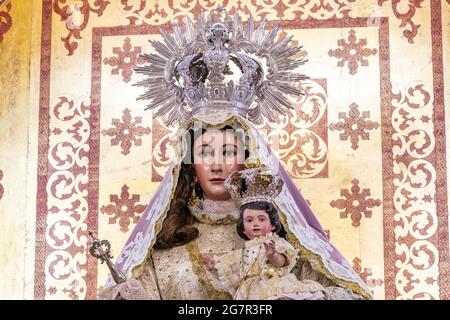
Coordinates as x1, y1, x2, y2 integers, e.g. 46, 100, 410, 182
203, 167, 326, 300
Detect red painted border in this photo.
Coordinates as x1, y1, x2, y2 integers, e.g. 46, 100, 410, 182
431, 0, 449, 300
378, 18, 396, 300
34, 0, 52, 300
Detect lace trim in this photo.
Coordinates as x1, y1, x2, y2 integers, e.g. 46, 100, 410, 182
189, 199, 240, 225
244, 232, 276, 247
215, 250, 242, 297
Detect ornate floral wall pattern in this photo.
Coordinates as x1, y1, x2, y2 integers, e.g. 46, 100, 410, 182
44, 95, 92, 299
280, 0, 357, 20
254, 79, 329, 179
352, 257, 384, 292
117, 0, 359, 26
53, 0, 110, 55
151, 117, 175, 181
378, 0, 424, 44
329, 102, 380, 151
101, 108, 151, 156
328, 29, 378, 75
100, 185, 146, 233
0, 0, 444, 300
330, 179, 382, 227
0, 0, 12, 43
390, 82, 441, 299
103, 37, 145, 83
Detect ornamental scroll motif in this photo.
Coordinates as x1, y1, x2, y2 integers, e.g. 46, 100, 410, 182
53, 0, 110, 56
45, 96, 91, 299
391, 82, 438, 299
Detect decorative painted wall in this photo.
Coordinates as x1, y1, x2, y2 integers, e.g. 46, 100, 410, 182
0, 0, 449, 300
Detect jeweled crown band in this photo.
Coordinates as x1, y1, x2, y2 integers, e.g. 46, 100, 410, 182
224, 167, 283, 207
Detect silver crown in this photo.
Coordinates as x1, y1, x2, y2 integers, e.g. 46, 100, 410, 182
134, 6, 308, 126
224, 167, 283, 207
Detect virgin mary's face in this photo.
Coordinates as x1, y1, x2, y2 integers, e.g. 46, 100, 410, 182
193, 129, 246, 201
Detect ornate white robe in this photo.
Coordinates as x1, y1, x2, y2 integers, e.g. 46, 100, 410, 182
98, 199, 363, 300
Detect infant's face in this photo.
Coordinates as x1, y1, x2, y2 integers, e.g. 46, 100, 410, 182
243, 208, 275, 239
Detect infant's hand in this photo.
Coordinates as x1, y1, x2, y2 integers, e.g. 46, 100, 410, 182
264, 240, 276, 258
203, 253, 216, 271
264, 240, 287, 267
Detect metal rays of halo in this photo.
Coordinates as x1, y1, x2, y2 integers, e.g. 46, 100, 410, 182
134, 10, 308, 126
133, 13, 207, 126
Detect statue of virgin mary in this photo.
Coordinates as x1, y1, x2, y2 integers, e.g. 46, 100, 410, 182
98, 7, 372, 300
